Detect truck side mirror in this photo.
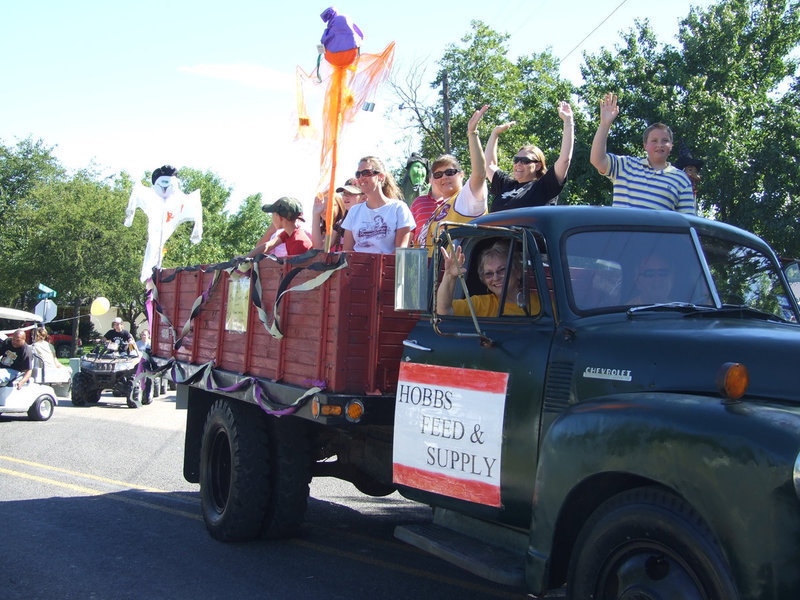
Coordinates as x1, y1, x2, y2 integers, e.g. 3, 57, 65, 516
394, 248, 429, 311
783, 260, 800, 305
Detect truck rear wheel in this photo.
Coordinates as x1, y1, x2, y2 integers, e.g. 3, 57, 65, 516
567, 486, 738, 600
199, 399, 311, 542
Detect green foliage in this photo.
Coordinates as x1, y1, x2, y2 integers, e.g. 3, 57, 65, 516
226, 193, 272, 255
419, 20, 581, 194
0, 143, 273, 325
15, 172, 143, 305
125, 168, 271, 271
399, 1, 800, 256
0, 138, 65, 302
0, 137, 63, 218
580, 0, 800, 254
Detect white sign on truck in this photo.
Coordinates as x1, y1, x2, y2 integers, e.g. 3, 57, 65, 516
393, 362, 508, 507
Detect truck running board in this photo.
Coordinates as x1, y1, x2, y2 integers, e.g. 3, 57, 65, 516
394, 511, 526, 588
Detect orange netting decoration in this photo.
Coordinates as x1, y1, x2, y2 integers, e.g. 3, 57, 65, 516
296, 8, 395, 250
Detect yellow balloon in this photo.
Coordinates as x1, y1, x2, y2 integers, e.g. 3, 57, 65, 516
90, 297, 111, 316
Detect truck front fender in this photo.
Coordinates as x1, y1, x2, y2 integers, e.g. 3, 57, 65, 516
525, 392, 800, 598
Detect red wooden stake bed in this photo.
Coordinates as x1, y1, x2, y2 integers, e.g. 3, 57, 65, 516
150, 252, 418, 395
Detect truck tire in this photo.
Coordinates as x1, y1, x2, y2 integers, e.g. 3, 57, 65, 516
351, 473, 397, 497
55, 343, 71, 359
71, 372, 97, 407
199, 399, 312, 542
28, 394, 55, 421
567, 486, 739, 600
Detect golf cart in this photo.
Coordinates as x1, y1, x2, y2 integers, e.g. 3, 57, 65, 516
0, 307, 59, 421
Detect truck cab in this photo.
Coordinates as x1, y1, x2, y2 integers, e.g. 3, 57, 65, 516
151, 206, 800, 599
393, 206, 800, 598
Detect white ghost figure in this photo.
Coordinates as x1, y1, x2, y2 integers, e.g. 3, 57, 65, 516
124, 166, 203, 282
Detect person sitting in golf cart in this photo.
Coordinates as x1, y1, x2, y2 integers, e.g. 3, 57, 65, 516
0, 330, 34, 389
32, 327, 73, 386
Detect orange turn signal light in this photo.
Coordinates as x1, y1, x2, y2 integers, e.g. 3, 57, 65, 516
345, 400, 364, 422
321, 405, 343, 416
717, 362, 749, 402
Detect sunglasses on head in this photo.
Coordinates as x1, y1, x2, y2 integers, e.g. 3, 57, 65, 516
432, 168, 460, 179
513, 156, 540, 165
355, 169, 380, 179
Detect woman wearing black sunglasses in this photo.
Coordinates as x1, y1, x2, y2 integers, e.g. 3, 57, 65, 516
484, 101, 574, 212
411, 105, 490, 253
341, 156, 415, 254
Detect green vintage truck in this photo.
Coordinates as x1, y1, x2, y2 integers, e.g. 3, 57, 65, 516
148, 206, 800, 599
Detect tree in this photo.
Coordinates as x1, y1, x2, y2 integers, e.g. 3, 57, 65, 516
580, 0, 800, 253
0, 137, 63, 219
15, 171, 146, 336
132, 168, 272, 268
393, 21, 580, 200
0, 138, 64, 305
225, 192, 271, 257
678, 0, 800, 254
580, 22, 685, 207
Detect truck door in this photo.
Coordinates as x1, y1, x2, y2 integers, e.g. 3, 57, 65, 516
394, 228, 556, 528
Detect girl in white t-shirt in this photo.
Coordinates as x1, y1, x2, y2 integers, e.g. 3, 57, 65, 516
342, 156, 415, 254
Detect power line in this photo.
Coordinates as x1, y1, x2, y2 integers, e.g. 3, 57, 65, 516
507, 0, 548, 40
559, 0, 631, 64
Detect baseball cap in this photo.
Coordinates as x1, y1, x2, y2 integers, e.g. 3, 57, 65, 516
262, 196, 305, 222
113, 317, 123, 324
335, 179, 362, 194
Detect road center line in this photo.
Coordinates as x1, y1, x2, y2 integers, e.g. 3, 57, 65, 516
0, 454, 166, 492
0, 466, 202, 521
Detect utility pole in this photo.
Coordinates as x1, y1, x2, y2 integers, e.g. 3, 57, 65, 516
442, 72, 452, 154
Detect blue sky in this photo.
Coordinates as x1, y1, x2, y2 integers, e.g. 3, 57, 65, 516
2, 0, 716, 211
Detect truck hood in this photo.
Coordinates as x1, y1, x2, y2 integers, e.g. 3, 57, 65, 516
564, 312, 800, 404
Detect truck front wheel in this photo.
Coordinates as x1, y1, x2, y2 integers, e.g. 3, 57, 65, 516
567, 486, 738, 600
199, 399, 311, 542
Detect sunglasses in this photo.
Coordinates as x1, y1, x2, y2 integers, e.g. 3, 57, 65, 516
513, 156, 540, 165
432, 168, 460, 179
355, 169, 380, 179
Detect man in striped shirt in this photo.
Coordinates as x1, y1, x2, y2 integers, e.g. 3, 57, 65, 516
590, 93, 696, 215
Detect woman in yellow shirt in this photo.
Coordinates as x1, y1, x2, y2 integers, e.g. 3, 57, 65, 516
437, 240, 540, 317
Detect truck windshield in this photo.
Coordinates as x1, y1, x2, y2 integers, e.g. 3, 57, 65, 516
565, 229, 796, 321
565, 230, 713, 312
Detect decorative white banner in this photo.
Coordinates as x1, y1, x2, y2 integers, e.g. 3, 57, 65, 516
393, 362, 509, 507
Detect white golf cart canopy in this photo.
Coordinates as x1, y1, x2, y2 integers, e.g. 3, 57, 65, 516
0, 307, 43, 338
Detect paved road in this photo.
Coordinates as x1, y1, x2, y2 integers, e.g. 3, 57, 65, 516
1, 390, 553, 600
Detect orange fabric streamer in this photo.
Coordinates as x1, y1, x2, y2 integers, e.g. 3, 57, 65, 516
296, 42, 395, 250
